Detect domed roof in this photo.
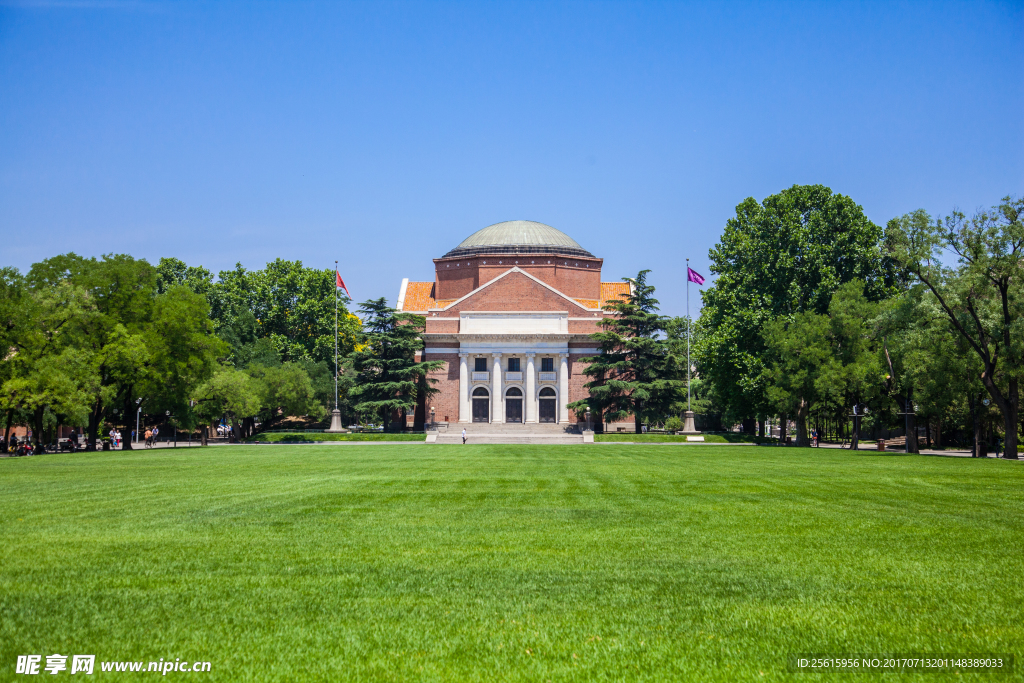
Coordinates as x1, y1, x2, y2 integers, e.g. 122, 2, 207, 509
443, 220, 594, 259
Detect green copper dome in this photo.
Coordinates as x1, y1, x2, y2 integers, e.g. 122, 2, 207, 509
444, 220, 594, 259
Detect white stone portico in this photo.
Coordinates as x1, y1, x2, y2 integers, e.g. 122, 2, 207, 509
429, 331, 596, 424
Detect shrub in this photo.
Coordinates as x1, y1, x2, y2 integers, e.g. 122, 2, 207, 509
665, 416, 683, 432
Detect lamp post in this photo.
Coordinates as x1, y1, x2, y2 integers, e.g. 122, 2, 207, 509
430, 406, 435, 429
135, 398, 142, 444
166, 410, 176, 449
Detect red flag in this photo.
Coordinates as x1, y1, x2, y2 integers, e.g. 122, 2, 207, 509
335, 270, 350, 298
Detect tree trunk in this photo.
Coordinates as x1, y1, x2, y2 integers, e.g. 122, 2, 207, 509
1000, 379, 1018, 459
778, 414, 787, 445
757, 418, 764, 438
969, 393, 983, 457
32, 406, 45, 454
121, 392, 134, 451
795, 399, 809, 447
3, 408, 12, 453
851, 414, 860, 451
200, 426, 208, 447
86, 400, 102, 452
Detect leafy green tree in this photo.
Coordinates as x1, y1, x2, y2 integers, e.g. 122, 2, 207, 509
883, 291, 987, 454
192, 367, 264, 440
156, 257, 214, 296
0, 281, 98, 452
143, 286, 227, 421
349, 298, 443, 432
697, 185, 896, 429
569, 270, 683, 433
211, 259, 360, 366
763, 281, 883, 447
248, 362, 325, 430
27, 254, 158, 449
886, 197, 1023, 458
0, 267, 28, 448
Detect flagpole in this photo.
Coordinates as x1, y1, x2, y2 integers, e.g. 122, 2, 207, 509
686, 258, 690, 411
334, 260, 339, 412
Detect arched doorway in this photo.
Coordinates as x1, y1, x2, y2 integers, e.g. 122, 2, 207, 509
472, 387, 489, 422
539, 387, 557, 423
505, 387, 523, 423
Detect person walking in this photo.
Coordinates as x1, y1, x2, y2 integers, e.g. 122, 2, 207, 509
144, 428, 153, 448
462, 428, 467, 445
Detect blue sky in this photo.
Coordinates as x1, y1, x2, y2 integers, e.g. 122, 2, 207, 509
1, 0, 1021, 316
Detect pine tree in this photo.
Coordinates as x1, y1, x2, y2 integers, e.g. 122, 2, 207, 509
349, 298, 443, 431
569, 270, 683, 433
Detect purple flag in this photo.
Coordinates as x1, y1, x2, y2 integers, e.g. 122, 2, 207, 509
687, 266, 705, 285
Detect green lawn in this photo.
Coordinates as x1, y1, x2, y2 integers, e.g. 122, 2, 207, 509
248, 432, 425, 442
594, 433, 769, 443
1, 446, 1021, 682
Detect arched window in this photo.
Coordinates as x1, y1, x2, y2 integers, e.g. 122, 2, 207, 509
505, 387, 523, 397
539, 387, 556, 397
472, 387, 489, 397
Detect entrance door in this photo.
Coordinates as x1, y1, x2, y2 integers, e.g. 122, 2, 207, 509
472, 398, 489, 422
505, 387, 523, 423
539, 387, 557, 423
472, 387, 490, 422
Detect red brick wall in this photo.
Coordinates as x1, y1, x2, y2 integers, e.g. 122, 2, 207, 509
422, 352, 460, 425
433, 256, 603, 301
434, 262, 479, 300
568, 354, 592, 422
442, 271, 594, 316
424, 318, 460, 334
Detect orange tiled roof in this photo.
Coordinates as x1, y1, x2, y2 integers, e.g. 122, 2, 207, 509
600, 282, 631, 306
573, 298, 600, 309
401, 282, 436, 312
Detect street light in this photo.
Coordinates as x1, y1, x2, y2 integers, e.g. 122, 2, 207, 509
135, 398, 142, 444
166, 410, 176, 449
429, 406, 435, 428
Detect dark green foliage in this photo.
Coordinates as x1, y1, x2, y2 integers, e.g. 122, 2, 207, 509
696, 185, 895, 426
155, 257, 214, 296
348, 298, 444, 431
569, 270, 683, 432
210, 258, 360, 367
886, 197, 1023, 458
762, 281, 884, 446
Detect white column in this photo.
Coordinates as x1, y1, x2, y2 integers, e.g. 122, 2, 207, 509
491, 353, 502, 424
558, 353, 570, 424
525, 352, 537, 423
458, 353, 469, 423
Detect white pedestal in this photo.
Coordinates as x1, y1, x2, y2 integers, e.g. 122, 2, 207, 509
325, 409, 345, 433
681, 411, 701, 435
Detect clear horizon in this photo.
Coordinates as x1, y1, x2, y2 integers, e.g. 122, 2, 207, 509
1, 0, 1021, 316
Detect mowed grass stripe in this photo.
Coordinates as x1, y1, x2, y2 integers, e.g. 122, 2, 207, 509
1, 446, 1021, 682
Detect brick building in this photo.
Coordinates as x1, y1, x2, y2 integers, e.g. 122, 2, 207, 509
397, 220, 630, 429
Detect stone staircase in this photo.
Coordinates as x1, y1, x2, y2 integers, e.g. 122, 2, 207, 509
433, 422, 584, 444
